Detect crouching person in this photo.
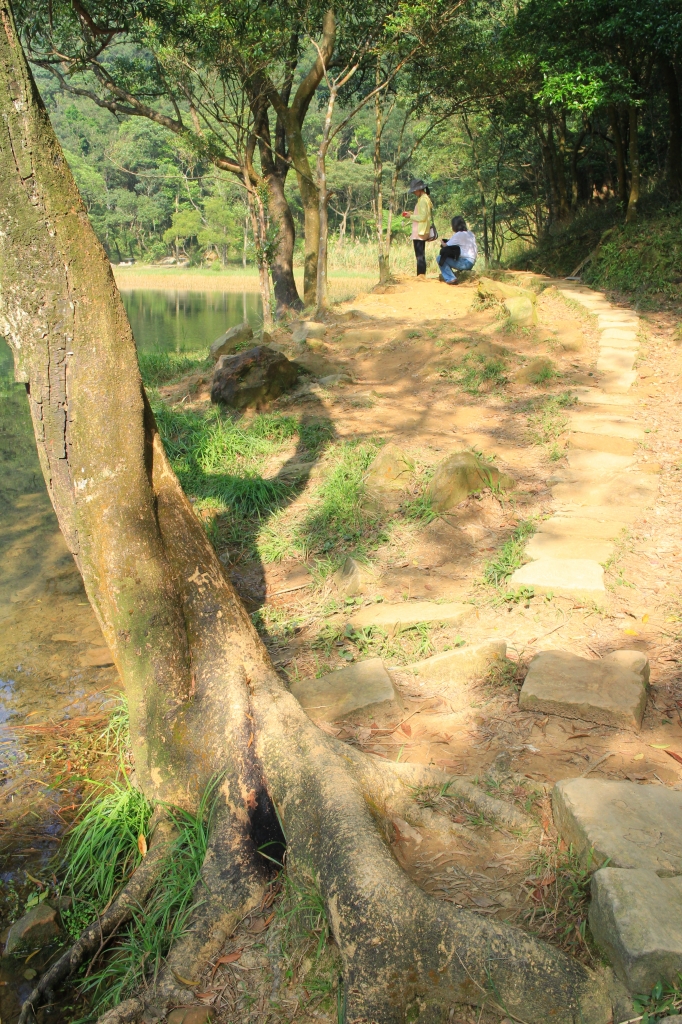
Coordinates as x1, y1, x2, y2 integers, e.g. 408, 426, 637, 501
436, 216, 478, 285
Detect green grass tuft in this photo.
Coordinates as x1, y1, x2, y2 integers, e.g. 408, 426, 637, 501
483, 519, 537, 587
439, 351, 508, 395
138, 349, 209, 387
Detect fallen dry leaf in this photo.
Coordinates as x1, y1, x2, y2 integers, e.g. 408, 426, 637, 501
665, 749, 682, 767
137, 834, 147, 858
248, 912, 275, 934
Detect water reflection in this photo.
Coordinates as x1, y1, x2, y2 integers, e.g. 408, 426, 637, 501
120, 289, 263, 353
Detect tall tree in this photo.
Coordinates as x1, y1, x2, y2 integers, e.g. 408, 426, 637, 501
1, 3, 620, 1022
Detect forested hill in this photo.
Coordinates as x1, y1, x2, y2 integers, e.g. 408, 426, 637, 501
27, 0, 682, 302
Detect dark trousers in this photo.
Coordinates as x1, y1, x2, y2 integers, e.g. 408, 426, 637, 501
413, 239, 426, 276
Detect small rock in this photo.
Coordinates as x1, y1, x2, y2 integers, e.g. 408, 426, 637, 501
552, 778, 682, 874
556, 329, 585, 352
504, 294, 536, 325
291, 320, 327, 344
518, 649, 649, 730
364, 445, 414, 494
4, 902, 60, 955
319, 373, 352, 386
589, 867, 682, 992
79, 647, 115, 668
334, 556, 375, 597
24, 968, 37, 980
182, 1009, 214, 1024
347, 600, 474, 635
290, 658, 396, 723
211, 346, 298, 410
260, 330, 273, 346
210, 321, 253, 360
426, 451, 515, 512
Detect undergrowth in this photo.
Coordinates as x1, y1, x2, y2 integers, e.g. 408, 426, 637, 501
522, 843, 600, 962
526, 391, 577, 460
632, 975, 682, 1023
138, 349, 209, 387
439, 351, 508, 394
60, 776, 219, 1020
483, 519, 537, 586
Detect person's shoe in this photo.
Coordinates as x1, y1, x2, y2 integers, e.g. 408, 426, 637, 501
416, 275, 428, 282
438, 273, 444, 282
447, 278, 459, 285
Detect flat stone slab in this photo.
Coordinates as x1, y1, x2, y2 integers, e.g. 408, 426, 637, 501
566, 450, 635, 473
537, 515, 627, 540
597, 350, 637, 375
589, 868, 682, 992
597, 337, 640, 351
567, 412, 644, 439
509, 558, 604, 600
574, 388, 634, 406
552, 778, 682, 875
4, 902, 60, 955
518, 649, 649, 729
290, 657, 396, 722
568, 431, 638, 456
599, 328, 639, 342
524, 532, 614, 564
348, 601, 474, 633
601, 370, 638, 393
552, 473, 658, 508
552, 502, 641, 523
403, 641, 507, 694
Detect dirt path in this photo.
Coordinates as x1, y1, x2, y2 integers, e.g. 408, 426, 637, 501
3, 271, 682, 1022
193, 270, 682, 1009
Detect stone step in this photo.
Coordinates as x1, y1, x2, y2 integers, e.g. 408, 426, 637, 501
574, 388, 634, 407
567, 412, 644, 439
595, 336, 640, 351
347, 600, 474, 633
568, 432, 639, 456
600, 370, 638, 393
509, 557, 604, 600
566, 450, 635, 473
402, 641, 507, 695
537, 515, 627, 540
589, 868, 682, 993
552, 777, 682, 875
599, 328, 639, 343
290, 657, 397, 722
597, 350, 637, 375
596, 312, 640, 325
518, 648, 649, 730
551, 473, 658, 508
552, 502, 641, 523
524, 532, 614, 563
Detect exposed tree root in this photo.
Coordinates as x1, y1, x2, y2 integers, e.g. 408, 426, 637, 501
96, 998, 145, 1024
251, 674, 623, 1024
19, 810, 177, 1024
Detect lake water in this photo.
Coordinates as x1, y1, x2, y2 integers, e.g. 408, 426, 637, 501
120, 289, 263, 353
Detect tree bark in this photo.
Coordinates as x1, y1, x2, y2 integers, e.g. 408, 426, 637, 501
626, 105, 640, 223
665, 61, 682, 200
0, 6, 625, 1022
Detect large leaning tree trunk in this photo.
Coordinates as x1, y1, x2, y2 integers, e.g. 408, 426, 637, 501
1, 7, 625, 1023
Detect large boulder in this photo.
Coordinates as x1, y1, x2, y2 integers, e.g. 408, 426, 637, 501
210, 321, 253, 360
504, 294, 537, 326
426, 451, 515, 511
291, 320, 327, 344
211, 346, 298, 410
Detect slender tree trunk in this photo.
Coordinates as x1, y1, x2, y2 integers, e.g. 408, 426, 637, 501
0, 8, 623, 1023
285, 111, 319, 308
374, 70, 393, 285
245, 181, 273, 328
665, 62, 682, 200
609, 104, 628, 206
626, 105, 640, 223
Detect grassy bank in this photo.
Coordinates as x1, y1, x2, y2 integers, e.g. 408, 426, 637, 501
112, 241, 419, 298
511, 198, 682, 308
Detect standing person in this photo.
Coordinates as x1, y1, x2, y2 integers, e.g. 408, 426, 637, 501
436, 216, 478, 285
402, 179, 434, 279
